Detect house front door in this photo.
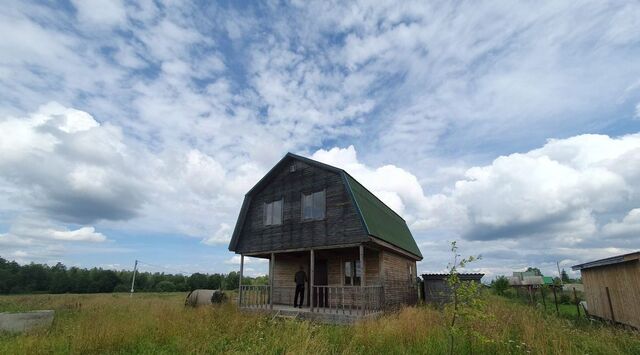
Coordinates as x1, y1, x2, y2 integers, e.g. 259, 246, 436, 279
314, 259, 328, 307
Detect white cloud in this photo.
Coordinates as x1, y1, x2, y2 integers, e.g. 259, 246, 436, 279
0, 102, 147, 224
312, 146, 425, 216
202, 223, 232, 246
0, 218, 107, 263
224, 255, 268, 265
602, 209, 640, 238
21, 226, 106, 243
309, 136, 640, 277
450, 134, 640, 241
71, 0, 127, 27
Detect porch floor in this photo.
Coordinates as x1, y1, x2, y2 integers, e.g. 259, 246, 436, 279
240, 303, 382, 324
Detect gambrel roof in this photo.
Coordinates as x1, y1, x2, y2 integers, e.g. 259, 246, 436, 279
228, 153, 423, 260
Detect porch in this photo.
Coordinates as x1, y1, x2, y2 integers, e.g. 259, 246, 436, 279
237, 244, 418, 323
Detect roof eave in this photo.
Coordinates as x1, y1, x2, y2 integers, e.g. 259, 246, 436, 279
572, 251, 640, 271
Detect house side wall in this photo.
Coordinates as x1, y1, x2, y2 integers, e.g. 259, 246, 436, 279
381, 250, 418, 306
236, 160, 368, 254
581, 260, 640, 329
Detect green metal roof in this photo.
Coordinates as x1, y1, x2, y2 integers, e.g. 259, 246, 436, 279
542, 276, 554, 285
344, 174, 423, 259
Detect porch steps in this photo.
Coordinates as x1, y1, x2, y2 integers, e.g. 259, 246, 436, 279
271, 309, 301, 321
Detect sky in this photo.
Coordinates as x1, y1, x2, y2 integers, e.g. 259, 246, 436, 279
1, 0, 639, 279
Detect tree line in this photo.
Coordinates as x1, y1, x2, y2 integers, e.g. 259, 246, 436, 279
0, 257, 267, 295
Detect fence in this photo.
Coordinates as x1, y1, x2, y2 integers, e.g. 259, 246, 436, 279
311, 285, 384, 315
239, 285, 270, 309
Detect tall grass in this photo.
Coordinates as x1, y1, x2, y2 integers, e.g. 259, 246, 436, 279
1, 293, 638, 354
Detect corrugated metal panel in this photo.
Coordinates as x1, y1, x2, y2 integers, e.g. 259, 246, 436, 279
345, 174, 422, 259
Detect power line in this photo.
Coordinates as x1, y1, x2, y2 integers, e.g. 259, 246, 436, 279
136, 260, 193, 276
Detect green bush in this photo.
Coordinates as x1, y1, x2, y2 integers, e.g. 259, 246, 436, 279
491, 276, 510, 296
559, 293, 571, 304
155, 281, 177, 292
113, 284, 129, 293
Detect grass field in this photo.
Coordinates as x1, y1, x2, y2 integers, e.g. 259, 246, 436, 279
1, 292, 639, 354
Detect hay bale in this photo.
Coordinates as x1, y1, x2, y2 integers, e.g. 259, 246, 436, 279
185, 289, 226, 307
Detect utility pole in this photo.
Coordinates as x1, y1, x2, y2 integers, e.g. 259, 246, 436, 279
130, 260, 138, 297
556, 261, 563, 286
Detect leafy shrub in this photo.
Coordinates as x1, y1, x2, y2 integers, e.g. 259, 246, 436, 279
113, 284, 129, 293
491, 276, 510, 296
155, 281, 177, 292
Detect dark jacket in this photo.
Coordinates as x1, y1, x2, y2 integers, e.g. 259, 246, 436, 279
294, 270, 307, 285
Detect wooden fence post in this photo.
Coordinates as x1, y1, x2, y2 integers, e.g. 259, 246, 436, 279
573, 287, 580, 318
270, 253, 274, 310
552, 286, 559, 317
310, 249, 315, 312
360, 244, 365, 316
605, 287, 615, 323
239, 254, 244, 307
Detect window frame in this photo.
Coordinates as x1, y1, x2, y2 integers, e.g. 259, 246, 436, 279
301, 189, 326, 221
263, 198, 284, 227
343, 259, 361, 286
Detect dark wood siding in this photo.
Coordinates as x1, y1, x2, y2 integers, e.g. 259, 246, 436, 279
235, 160, 368, 254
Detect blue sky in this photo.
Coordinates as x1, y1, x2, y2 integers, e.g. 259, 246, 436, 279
1, 1, 639, 278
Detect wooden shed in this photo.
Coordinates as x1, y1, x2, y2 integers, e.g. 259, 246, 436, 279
421, 273, 484, 304
572, 251, 640, 329
229, 153, 423, 323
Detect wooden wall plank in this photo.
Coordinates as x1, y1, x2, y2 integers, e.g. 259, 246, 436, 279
581, 260, 640, 328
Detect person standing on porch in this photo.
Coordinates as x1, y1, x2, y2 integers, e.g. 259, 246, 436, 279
294, 266, 307, 308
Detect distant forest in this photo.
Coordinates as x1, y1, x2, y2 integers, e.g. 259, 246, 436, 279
0, 257, 267, 295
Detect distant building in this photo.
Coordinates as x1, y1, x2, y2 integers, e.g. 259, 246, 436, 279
421, 273, 484, 304
572, 251, 640, 329
561, 283, 584, 292
509, 271, 543, 286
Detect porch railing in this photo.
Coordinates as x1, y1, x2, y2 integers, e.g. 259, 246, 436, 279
240, 283, 416, 314
311, 285, 384, 315
239, 285, 270, 309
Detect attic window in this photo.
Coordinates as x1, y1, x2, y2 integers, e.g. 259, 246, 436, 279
289, 163, 297, 173
264, 199, 283, 226
302, 190, 325, 220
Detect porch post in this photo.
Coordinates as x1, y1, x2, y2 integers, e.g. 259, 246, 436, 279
239, 254, 244, 307
360, 244, 365, 315
270, 252, 275, 310
310, 249, 315, 312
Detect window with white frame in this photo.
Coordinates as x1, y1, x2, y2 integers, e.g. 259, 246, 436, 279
344, 260, 361, 285
301, 190, 325, 220
263, 199, 283, 226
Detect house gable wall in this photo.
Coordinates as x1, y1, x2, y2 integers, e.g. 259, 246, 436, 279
235, 159, 368, 254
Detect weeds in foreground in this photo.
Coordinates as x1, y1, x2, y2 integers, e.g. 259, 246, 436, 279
0, 292, 638, 354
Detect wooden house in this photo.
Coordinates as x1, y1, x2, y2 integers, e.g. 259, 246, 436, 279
228, 153, 423, 323
572, 251, 640, 329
